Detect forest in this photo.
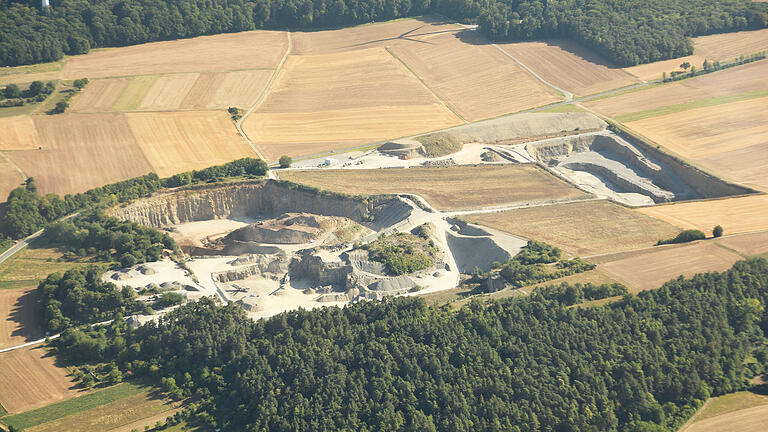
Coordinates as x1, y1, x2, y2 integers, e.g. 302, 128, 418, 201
0, 0, 766, 67
52, 258, 768, 431
0, 157, 268, 239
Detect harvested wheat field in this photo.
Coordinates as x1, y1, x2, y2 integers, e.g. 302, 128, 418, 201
126, 111, 253, 177
69, 78, 131, 112
496, 39, 639, 96
137, 73, 199, 111
584, 60, 768, 117
693, 28, 768, 61
5, 114, 153, 195
179, 70, 272, 110
0, 116, 41, 150
0, 158, 25, 200
637, 195, 768, 235
623, 54, 707, 81
0, 345, 84, 413
467, 200, 679, 256
625, 96, 768, 190
389, 30, 562, 120
63, 30, 288, 78
684, 403, 768, 432
0, 288, 41, 350
593, 241, 742, 292
715, 231, 768, 257
291, 17, 460, 55
246, 48, 461, 159
283, 165, 585, 211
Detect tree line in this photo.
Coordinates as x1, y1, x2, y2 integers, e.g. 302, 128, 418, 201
52, 257, 768, 431
1, 0, 766, 67
0, 158, 268, 240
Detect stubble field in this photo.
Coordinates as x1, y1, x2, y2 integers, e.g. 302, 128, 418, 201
467, 200, 680, 256
281, 165, 586, 211
0, 288, 40, 350
692, 28, 768, 61
636, 195, 768, 235
497, 39, 639, 96
625, 96, 768, 190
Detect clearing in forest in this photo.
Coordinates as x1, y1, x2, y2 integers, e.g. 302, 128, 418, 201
244, 48, 461, 160
625, 96, 768, 191
5, 114, 153, 196
592, 241, 742, 292
496, 39, 639, 96
281, 165, 586, 211
584, 60, 768, 118
0, 345, 85, 414
63, 30, 288, 78
692, 28, 768, 61
127, 111, 254, 177
637, 195, 768, 235
466, 200, 680, 256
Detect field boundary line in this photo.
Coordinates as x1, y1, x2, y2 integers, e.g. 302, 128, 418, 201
0, 151, 27, 179
384, 47, 468, 123
677, 398, 712, 432
235, 30, 292, 169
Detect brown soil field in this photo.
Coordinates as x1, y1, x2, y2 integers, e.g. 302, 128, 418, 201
63, 30, 287, 78
137, 73, 199, 111
715, 231, 768, 257
0, 116, 41, 150
126, 111, 253, 177
246, 48, 461, 159
27, 390, 181, 432
180, 70, 273, 110
5, 113, 153, 195
693, 28, 768, 61
684, 404, 768, 432
69, 78, 131, 112
0, 157, 25, 200
282, 165, 585, 211
496, 39, 639, 96
623, 55, 707, 81
584, 60, 768, 117
0, 345, 84, 413
0, 288, 41, 350
593, 241, 742, 292
637, 195, 768, 235
389, 30, 562, 120
291, 17, 459, 55
625, 96, 768, 190
467, 200, 680, 256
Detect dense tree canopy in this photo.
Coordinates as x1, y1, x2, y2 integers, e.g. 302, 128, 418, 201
0, 0, 765, 67
55, 258, 768, 431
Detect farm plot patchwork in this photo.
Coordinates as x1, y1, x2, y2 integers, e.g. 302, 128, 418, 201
69, 78, 132, 112
281, 165, 587, 211
63, 30, 288, 78
625, 96, 768, 190
127, 111, 254, 177
637, 195, 768, 235
467, 200, 680, 256
592, 241, 743, 292
5, 114, 153, 195
0, 345, 84, 414
584, 60, 768, 118
496, 39, 639, 96
244, 48, 461, 160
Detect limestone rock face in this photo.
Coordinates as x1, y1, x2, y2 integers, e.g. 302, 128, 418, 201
109, 180, 372, 228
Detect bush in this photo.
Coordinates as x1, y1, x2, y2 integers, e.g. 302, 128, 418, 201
362, 233, 437, 275
713, 225, 724, 238
278, 155, 292, 168
3, 84, 20, 99
120, 253, 138, 267
73, 78, 89, 89
52, 100, 69, 114
657, 229, 706, 245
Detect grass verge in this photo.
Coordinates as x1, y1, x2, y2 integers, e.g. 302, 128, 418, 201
3, 383, 144, 431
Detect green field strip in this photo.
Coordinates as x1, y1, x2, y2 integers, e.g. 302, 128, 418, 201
111, 75, 159, 111
0, 279, 40, 290
3, 383, 144, 431
615, 89, 768, 123
538, 104, 587, 113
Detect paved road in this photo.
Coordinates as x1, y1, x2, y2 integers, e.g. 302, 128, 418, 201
236, 30, 292, 173
0, 228, 44, 265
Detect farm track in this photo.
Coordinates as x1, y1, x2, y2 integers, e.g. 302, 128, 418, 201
236, 30, 292, 176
